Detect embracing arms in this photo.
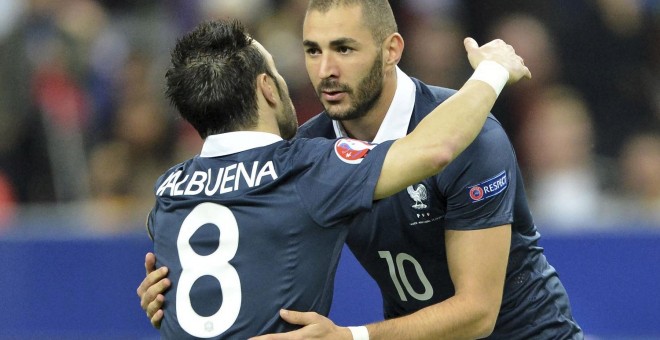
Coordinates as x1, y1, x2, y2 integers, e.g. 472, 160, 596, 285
136, 37, 529, 333
373, 37, 529, 199
250, 224, 511, 340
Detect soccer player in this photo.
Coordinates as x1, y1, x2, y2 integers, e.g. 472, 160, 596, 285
253, 1, 583, 339
144, 16, 529, 339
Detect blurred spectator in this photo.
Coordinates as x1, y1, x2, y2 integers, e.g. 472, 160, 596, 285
0, 0, 89, 203
546, 0, 657, 159
0, 0, 658, 234
397, 1, 470, 90
647, 5, 660, 123
517, 85, 620, 231
485, 12, 562, 160
254, 0, 322, 123
467, 0, 657, 158
86, 49, 175, 232
0, 0, 25, 40
617, 131, 660, 226
0, 171, 17, 232
85, 140, 134, 232
197, 0, 272, 27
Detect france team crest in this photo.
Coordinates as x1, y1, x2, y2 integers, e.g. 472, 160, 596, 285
407, 184, 428, 209
467, 170, 508, 203
334, 138, 375, 164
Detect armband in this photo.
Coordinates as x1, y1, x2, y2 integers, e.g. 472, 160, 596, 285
468, 60, 510, 96
348, 326, 369, 340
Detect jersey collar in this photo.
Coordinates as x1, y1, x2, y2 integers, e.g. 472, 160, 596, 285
200, 131, 283, 157
332, 66, 416, 143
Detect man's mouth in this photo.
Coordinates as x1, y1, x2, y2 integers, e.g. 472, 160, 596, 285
321, 90, 345, 102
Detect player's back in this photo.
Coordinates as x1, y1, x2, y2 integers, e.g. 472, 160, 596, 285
147, 133, 390, 339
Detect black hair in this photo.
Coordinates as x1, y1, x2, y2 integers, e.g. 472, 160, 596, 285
165, 19, 279, 138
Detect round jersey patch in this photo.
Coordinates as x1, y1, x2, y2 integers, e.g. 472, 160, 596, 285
469, 186, 484, 201
334, 138, 376, 164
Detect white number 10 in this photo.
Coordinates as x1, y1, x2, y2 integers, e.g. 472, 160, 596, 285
378, 251, 433, 301
176, 202, 241, 338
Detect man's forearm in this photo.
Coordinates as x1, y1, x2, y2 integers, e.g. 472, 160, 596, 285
366, 295, 497, 340
365, 225, 511, 340
374, 70, 506, 200
374, 38, 529, 199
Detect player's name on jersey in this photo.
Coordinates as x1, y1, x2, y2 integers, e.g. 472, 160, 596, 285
156, 161, 278, 197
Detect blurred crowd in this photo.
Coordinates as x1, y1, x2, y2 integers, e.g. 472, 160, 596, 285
0, 0, 658, 234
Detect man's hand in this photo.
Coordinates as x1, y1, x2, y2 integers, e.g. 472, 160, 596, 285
136, 252, 170, 329
464, 37, 532, 83
249, 309, 353, 340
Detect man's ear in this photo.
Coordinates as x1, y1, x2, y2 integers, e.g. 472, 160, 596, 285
257, 73, 278, 106
383, 32, 404, 66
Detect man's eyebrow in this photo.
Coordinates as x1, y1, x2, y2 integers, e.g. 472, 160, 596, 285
329, 38, 358, 47
302, 38, 359, 48
302, 40, 319, 48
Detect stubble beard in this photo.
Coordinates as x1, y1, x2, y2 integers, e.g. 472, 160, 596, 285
318, 52, 384, 121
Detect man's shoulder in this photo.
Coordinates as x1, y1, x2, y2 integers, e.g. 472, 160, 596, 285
409, 78, 459, 124
411, 77, 457, 103
296, 112, 335, 139
410, 78, 505, 127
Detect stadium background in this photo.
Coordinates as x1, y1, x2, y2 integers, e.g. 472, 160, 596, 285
0, 0, 658, 338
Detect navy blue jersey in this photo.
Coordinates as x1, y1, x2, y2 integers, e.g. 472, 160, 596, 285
298, 76, 583, 339
147, 132, 393, 339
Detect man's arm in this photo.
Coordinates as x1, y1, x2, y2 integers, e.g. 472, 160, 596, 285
251, 225, 511, 340
363, 224, 511, 339
373, 37, 529, 199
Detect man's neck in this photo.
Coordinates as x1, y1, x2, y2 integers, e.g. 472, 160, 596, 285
340, 108, 387, 142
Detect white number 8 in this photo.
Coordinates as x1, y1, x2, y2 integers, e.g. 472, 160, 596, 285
176, 202, 241, 338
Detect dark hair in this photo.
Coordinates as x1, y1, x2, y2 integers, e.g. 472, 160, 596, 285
165, 20, 277, 138
307, 0, 398, 44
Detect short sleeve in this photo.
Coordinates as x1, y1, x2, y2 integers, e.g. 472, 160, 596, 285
439, 121, 517, 230
292, 138, 394, 227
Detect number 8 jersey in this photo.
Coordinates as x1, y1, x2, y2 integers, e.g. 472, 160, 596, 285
147, 131, 393, 339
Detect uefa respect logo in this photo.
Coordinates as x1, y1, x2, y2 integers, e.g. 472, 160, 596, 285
468, 170, 508, 203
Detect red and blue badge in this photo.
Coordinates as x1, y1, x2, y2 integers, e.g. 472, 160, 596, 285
334, 138, 375, 164
467, 171, 508, 203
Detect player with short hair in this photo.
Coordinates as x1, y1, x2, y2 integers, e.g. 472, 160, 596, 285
145, 17, 529, 339
255, 0, 584, 339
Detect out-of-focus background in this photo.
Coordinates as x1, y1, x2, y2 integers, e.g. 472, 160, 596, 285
0, 0, 658, 338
